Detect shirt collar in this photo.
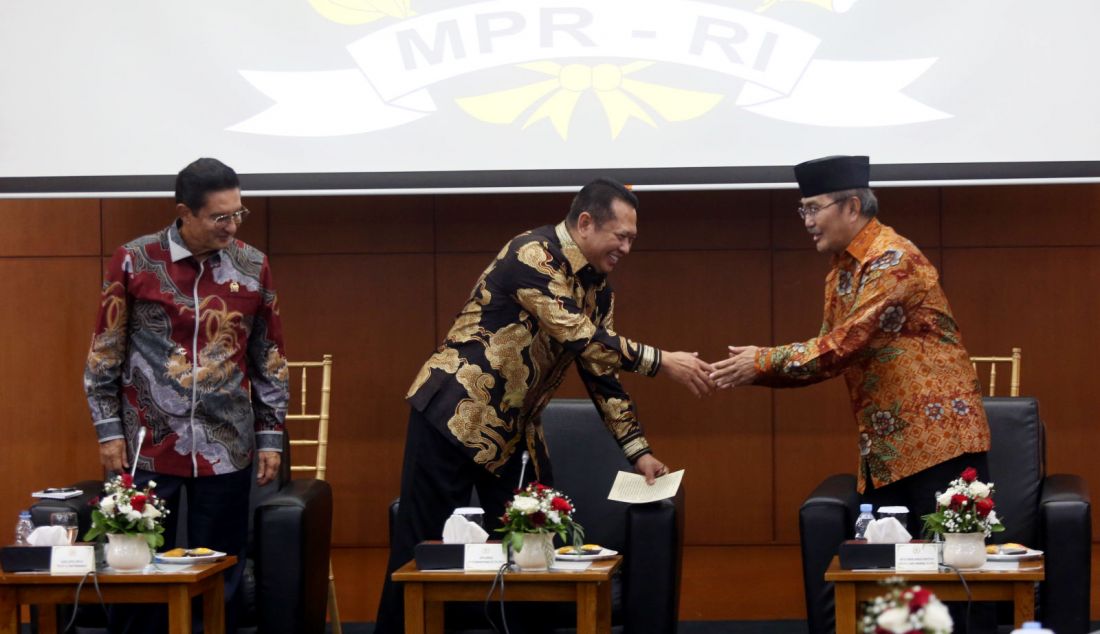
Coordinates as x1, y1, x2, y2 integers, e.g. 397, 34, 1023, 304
167, 220, 222, 264
167, 221, 193, 263
843, 217, 882, 265
555, 221, 592, 274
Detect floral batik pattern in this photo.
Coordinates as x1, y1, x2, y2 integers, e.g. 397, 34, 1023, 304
754, 219, 990, 491
84, 223, 288, 478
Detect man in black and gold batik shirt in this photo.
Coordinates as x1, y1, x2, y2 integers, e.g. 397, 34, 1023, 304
376, 178, 715, 633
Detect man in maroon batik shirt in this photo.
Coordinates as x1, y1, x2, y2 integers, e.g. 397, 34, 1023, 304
84, 158, 289, 633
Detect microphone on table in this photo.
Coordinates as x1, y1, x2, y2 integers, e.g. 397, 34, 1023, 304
517, 451, 529, 489
129, 427, 146, 478
506, 450, 532, 572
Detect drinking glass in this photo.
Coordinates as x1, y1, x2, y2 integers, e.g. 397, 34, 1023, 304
50, 511, 79, 545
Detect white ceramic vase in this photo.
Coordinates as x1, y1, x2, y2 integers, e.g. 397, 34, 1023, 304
942, 531, 987, 569
105, 533, 152, 571
512, 532, 556, 571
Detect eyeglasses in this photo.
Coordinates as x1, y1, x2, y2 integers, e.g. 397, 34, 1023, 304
796, 199, 840, 220
208, 207, 250, 228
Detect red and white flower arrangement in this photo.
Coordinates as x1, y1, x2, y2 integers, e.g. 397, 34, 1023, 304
84, 473, 169, 549
496, 482, 584, 553
862, 580, 953, 633
921, 466, 1005, 538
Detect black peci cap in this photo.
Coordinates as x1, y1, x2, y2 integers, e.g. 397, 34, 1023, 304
794, 155, 870, 197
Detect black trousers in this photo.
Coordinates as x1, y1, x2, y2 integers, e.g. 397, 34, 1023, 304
861, 451, 990, 539
861, 451, 994, 634
374, 408, 547, 634
109, 467, 252, 634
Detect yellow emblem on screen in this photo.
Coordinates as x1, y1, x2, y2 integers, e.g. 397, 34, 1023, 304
456, 62, 723, 140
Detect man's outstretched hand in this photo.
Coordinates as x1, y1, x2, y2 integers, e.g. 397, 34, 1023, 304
659, 351, 716, 397
709, 345, 760, 388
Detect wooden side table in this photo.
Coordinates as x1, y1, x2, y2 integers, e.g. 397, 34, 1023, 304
824, 556, 1044, 633
0, 556, 236, 634
392, 557, 622, 634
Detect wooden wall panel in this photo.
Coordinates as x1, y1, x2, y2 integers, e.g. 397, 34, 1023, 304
771, 249, 855, 542
614, 251, 774, 543
679, 546, 805, 619
942, 247, 1100, 501
5, 184, 1100, 623
269, 196, 433, 254
432, 253, 489, 345
0, 199, 99, 256
275, 253, 437, 547
101, 197, 269, 256
0, 258, 103, 531
633, 190, 771, 250
772, 187, 941, 251
434, 193, 569, 252
942, 184, 1100, 246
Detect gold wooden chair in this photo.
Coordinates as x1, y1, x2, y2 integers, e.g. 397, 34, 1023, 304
970, 347, 1022, 397
286, 354, 340, 634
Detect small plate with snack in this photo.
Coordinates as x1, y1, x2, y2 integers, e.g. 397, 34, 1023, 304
155, 547, 227, 563
555, 544, 619, 561
985, 543, 1043, 561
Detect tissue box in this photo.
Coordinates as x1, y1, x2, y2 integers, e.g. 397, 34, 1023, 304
838, 540, 938, 569
414, 541, 466, 570
838, 540, 898, 569
1, 546, 52, 572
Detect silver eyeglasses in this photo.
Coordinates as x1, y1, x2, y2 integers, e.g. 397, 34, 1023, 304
796, 199, 840, 220
210, 207, 250, 228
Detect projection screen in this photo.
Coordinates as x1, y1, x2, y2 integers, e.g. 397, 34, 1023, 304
1, 0, 1098, 196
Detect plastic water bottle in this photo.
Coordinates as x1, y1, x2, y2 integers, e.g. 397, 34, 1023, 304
854, 503, 875, 539
14, 510, 34, 546
1010, 622, 1053, 634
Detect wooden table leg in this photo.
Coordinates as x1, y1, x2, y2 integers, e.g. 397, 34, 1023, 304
166, 585, 192, 634
1013, 581, 1036, 628
425, 600, 443, 634
403, 582, 426, 634
596, 580, 611, 633
203, 574, 226, 634
576, 583, 597, 634
0, 587, 18, 634
833, 581, 856, 634
36, 604, 58, 634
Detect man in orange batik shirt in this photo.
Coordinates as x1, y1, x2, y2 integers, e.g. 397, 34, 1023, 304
709, 155, 990, 536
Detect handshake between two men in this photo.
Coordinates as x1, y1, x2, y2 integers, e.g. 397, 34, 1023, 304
656, 345, 763, 397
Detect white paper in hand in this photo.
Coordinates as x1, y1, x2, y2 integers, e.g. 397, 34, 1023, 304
441, 515, 489, 544
607, 469, 684, 503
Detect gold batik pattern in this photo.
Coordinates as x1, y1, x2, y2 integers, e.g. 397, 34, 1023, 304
407, 222, 660, 474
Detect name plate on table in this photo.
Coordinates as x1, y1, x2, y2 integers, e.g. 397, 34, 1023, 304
895, 543, 940, 571
50, 545, 96, 574
464, 544, 508, 571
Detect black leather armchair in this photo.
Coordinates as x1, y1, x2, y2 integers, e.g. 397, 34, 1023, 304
30, 434, 334, 634
798, 397, 1091, 634
390, 398, 685, 633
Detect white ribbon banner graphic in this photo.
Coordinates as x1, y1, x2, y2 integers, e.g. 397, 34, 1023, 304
230, 0, 949, 136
